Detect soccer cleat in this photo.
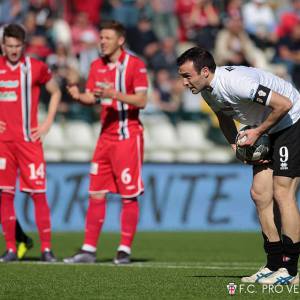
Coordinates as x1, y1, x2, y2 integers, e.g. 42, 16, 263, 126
63, 250, 96, 263
241, 267, 275, 283
259, 268, 299, 285
41, 250, 57, 262
113, 251, 131, 265
0, 249, 18, 262
17, 237, 34, 260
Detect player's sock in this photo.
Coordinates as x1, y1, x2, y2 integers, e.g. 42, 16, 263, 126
263, 232, 283, 271
31, 193, 51, 252
1, 191, 16, 252
83, 197, 106, 250
119, 198, 139, 251
282, 234, 300, 276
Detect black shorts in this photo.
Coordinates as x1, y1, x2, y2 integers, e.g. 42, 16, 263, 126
269, 119, 300, 178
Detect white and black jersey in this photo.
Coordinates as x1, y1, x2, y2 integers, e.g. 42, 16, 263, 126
201, 66, 300, 134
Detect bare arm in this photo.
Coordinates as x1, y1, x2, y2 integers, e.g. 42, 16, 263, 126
95, 87, 147, 108
239, 91, 292, 146
31, 78, 62, 141
67, 85, 96, 104
215, 110, 238, 151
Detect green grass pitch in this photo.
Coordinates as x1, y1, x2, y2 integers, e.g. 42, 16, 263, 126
0, 232, 299, 299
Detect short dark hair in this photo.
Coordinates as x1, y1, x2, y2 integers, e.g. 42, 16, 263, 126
99, 20, 126, 38
176, 47, 216, 73
3, 24, 26, 43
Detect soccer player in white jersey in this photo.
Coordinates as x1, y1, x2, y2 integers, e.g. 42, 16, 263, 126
177, 47, 300, 285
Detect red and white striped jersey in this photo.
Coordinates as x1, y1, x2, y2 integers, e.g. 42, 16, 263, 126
86, 50, 148, 140
0, 55, 52, 142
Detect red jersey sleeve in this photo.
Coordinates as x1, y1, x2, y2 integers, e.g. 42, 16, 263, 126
133, 59, 148, 93
38, 61, 52, 84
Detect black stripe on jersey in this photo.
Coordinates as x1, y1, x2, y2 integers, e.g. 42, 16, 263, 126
253, 84, 271, 106
24, 61, 31, 141
118, 62, 127, 140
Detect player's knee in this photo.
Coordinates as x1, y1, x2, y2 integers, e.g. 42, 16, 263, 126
250, 186, 272, 207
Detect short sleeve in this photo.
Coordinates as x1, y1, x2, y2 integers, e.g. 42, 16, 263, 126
38, 62, 52, 84
133, 59, 148, 93
226, 75, 272, 106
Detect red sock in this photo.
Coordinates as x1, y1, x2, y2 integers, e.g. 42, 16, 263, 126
31, 193, 51, 252
83, 197, 106, 248
1, 191, 16, 252
120, 198, 139, 249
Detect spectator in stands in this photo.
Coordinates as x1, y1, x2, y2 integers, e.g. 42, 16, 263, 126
275, 0, 300, 40
176, 0, 220, 49
64, 0, 103, 26
150, 0, 178, 40
149, 37, 179, 76
275, 22, 300, 89
152, 69, 182, 125
0, 0, 28, 25
126, 16, 159, 59
70, 12, 98, 56
242, 0, 276, 49
214, 16, 267, 68
110, 0, 139, 28
224, 0, 243, 20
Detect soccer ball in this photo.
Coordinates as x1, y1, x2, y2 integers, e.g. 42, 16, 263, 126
236, 125, 270, 162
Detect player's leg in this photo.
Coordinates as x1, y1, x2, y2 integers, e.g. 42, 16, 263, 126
15, 217, 34, 260
18, 142, 56, 262
0, 142, 18, 262
64, 138, 114, 263
113, 134, 144, 264
260, 176, 300, 285
242, 164, 282, 282
259, 120, 300, 284
114, 197, 139, 264
0, 190, 17, 262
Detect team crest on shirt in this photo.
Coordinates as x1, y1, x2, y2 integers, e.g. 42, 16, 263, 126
0, 69, 6, 74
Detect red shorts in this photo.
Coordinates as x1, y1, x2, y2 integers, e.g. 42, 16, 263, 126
0, 141, 46, 192
89, 134, 144, 198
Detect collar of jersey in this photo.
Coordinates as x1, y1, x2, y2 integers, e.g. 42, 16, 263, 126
209, 66, 219, 92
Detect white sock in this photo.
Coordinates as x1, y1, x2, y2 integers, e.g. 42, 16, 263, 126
82, 244, 97, 252
117, 245, 131, 255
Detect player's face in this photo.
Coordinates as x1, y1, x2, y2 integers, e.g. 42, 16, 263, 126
99, 29, 124, 58
2, 37, 24, 65
178, 60, 208, 94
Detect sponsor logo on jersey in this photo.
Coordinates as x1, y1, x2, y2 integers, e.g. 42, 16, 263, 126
225, 66, 235, 72
0, 80, 19, 88
97, 69, 107, 73
0, 91, 17, 101
280, 162, 288, 170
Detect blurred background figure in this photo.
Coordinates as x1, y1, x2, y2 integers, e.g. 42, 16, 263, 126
215, 16, 267, 68
242, 0, 276, 49
152, 69, 182, 126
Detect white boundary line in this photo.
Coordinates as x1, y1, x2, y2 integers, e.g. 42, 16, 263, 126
0, 261, 263, 270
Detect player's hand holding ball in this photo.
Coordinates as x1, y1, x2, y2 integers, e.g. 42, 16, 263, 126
235, 125, 271, 165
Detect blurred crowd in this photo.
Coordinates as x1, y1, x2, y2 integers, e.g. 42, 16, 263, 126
1, 0, 300, 143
